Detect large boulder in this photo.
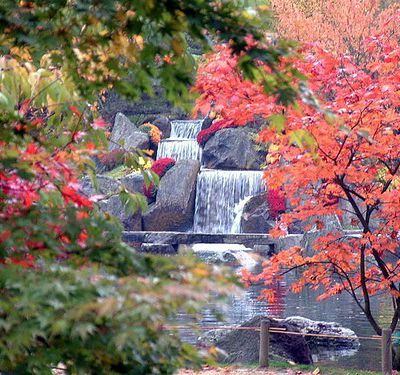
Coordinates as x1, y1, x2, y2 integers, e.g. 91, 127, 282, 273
240, 193, 274, 234
204, 316, 313, 365
80, 175, 121, 197
143, 160, 200, 231
98, 195, 142, 231
202, 127, 265, 170
120, 172, 145, 195
109, 113, 149, 151
152, 116, 172, 139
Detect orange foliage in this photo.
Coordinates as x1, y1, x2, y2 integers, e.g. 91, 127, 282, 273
270, 0, 400, 63
197, 9, 400, 335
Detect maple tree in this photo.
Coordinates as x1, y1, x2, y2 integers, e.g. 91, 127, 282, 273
242, 11, 400, 348
195, 3, 400, 361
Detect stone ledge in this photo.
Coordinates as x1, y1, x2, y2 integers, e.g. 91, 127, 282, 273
122, 231, 275, 248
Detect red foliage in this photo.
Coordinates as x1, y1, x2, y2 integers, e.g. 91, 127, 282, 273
196, 119, 238, 146
143, 158, 176, 199
267, 189, 286, 219
0, 110, 106, 266
150, 157, 176, 177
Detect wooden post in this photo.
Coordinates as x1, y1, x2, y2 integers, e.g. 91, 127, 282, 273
382, 328, 392, 375
259, 319, 270, 368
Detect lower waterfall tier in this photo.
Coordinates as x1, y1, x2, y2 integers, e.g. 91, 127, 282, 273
193, 169, 265, 234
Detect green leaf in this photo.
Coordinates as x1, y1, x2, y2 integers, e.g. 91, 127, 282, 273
268, 114, 286, 132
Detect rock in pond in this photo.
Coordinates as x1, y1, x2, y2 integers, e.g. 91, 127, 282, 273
202, 316, 313, 365
201, 316, 359, 365
143, 160, 200, 231
284, 316, 359, 352
109, 112, 149, 151
202, 127, 265, 170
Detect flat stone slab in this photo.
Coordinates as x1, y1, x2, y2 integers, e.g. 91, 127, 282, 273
122, 231, 275, 248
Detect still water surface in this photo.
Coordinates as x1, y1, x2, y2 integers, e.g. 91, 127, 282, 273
182, 245, 393, 372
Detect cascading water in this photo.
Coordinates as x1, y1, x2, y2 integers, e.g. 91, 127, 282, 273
157, 139, 202, 160
156, 120, 203, 161
193, 169, 265, 234
170, 120, 202, 139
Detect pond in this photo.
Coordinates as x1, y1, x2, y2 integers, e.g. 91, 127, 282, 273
179, 244, 393, 372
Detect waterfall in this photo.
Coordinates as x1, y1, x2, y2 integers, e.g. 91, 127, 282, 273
193, 169, 265, 234
157, 139, 202, 161
170, 120, 202, 139
230, 196, 252, 233
157, 120, 202, 161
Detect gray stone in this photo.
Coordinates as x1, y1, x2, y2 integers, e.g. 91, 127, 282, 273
109, 113, 149, 151
143, 160, 200, 231
152, 116, 172, 139
284, 316, 359, 352
122, 231, 275, 247
202, 316, 313, 365
202, 127, 265, 170
100, 89, 187, 125
99, 195, 142, 231
80, 175, 121, 197
120, 172, 144, 194
241, 193, 275, 234
139, 243, 177, 255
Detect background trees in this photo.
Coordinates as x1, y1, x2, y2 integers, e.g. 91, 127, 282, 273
270, 0, 400, 64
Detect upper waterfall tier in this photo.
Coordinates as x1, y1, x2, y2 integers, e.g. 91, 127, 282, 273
193, 169, 265, 234
156, 119, 203, 161
170, 120, 203, 139
157, 139, 202, 161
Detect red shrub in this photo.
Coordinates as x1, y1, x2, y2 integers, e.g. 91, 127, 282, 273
267, 188, 286, 219
197, 119, 239, 146
143, 158, 176, 199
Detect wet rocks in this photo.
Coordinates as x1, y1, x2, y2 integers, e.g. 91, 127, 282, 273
202, 127, 265, 170
143, 160, 200, 231
240, 193, 274, 234
203, 316, 313, 365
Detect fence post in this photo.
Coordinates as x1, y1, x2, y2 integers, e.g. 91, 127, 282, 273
259, 319, 270, 368
382, 328, 392, 375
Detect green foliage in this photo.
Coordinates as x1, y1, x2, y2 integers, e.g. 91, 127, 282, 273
0, 256, 237, 374
0, 0, 278, 105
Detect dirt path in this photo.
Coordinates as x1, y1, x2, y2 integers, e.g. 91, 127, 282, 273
178, 366, 312, 375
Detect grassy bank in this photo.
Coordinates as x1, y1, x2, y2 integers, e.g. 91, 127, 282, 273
270, 360, 380, 374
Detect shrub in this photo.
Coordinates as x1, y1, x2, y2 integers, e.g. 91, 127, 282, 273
139, 123, 162, 145
196, 119, 239, 146
143, 158, 176, 200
